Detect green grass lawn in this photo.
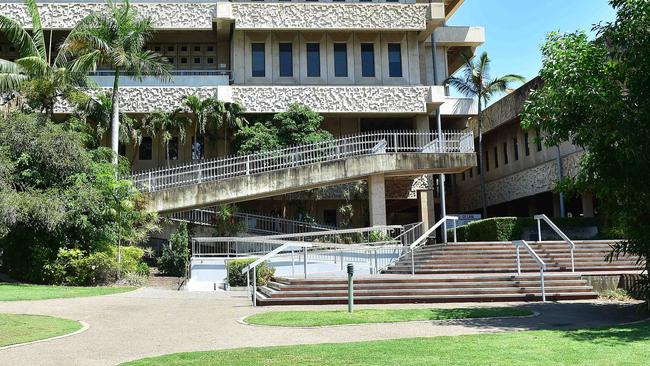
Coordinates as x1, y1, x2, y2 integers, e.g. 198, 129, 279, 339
0, 283, 135, 301
244, 307, 532, 327
0, 313, 82, 347
123, 320, 650, 366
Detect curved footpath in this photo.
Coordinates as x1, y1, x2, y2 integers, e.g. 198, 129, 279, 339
0, 287, 643, 366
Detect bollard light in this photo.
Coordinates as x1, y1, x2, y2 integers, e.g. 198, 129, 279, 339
347, 263, 354, 313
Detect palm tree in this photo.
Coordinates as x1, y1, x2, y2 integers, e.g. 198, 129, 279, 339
183, 95, 222, 135
143, 108, 186, 167
0, 0, 90, 117
445, 52, 525, 218
221, 102, 247, 155
62, 0, 171, 163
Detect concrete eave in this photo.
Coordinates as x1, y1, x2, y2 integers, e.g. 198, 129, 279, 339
432, 26, 485, 47
440, 97, 478, 117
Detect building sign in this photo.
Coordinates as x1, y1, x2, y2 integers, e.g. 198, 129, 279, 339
447, 214, 482, 227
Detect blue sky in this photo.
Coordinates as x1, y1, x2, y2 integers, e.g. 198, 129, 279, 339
448, 0, 616, 94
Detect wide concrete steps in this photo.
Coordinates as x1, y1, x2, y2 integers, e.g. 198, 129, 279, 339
384, 240, 639, 275
255, 273, 596, 306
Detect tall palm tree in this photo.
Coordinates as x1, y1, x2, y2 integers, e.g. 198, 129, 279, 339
446, 52, 525, 218
0, 0, 90, 117
62, 0, 171, 163
143, 108, 186, 167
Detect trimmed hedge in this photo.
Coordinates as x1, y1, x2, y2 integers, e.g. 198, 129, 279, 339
226, 258, 275, 287
448, 217, 599, 242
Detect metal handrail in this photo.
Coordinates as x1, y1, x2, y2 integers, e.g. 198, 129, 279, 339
248, 225, 403, 241
534, 214, 576, 272
130, 130, 475, 193
240, 241, 313, 307
403, 215, 458, 276
513, 240, 547, 302
169, 208, 334, 234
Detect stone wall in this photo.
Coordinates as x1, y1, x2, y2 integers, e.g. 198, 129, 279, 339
229, 3, 432, 31
0, 3, 216, 29
455, 151, 583, 213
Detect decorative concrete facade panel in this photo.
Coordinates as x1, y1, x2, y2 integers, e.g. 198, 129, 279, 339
229, 3, 430, 30
0, 3, 215, 29
231, 86, 431, 114
455, 152, 583, 212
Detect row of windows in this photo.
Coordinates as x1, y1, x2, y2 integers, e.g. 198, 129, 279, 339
134, 136, 205, 161
461, 131, 543, 181
251, 42, 402, 78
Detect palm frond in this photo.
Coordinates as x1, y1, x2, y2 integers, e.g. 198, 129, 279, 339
0, 15, 38, 58
14, 55, 50, 77
25, 0, 47, 61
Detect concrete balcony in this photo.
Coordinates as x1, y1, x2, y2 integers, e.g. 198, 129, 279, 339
229, 85, 446, 114
440, 97, 478, 117
216, 2, 444, 32
433, 26, 485, 47
89, 70, 231, 88
55, 85, 444, 115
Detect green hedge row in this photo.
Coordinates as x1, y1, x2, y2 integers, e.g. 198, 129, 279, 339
447, 217, 599, 242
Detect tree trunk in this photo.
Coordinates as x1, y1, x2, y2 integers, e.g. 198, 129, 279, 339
110, 69, 121, 164
478, 98, 488, 218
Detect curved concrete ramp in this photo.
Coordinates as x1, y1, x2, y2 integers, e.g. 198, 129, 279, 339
147, 152, 475, 213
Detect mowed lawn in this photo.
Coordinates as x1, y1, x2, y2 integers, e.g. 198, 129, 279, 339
0, 313, 82, 347
244, 307, 532, 327
124, 320, 650, 366
0, 283, 135, 301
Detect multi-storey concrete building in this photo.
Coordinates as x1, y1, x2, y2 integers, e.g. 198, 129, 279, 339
0, 0, 483, 228
449, 77, 596, 219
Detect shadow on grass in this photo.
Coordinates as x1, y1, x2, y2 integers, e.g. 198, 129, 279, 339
560, 320, 650, 347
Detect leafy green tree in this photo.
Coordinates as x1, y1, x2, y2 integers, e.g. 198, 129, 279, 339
0, 112, 157, 283
220, 102, 247, 155
521, 0, 650, 307
233, 103, 331, 155
158, 221, 190, 277
183, 95, 222, 135
0, 0, 90, 116
211, 204, 245, 237
446, 53, 525, 218
62, 0, 171, 163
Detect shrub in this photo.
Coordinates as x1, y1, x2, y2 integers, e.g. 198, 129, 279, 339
158, 222, 190, 277
449, 217, 600, 242
226, 258, 275, 287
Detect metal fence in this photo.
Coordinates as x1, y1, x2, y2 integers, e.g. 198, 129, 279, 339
131, 130, 474, 192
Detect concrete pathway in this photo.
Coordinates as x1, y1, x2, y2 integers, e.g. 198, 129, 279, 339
0, 288, 644, 366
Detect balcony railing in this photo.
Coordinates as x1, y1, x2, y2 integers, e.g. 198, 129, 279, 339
131, 130, 475, 193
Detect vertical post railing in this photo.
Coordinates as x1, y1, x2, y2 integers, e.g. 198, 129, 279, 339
252, 265, 257, 307
303, 246, 308, 279
534, 214, 576, 272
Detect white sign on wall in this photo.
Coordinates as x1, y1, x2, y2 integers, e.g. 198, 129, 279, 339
447, 214, 482, 228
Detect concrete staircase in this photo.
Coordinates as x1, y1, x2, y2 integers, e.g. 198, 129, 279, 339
255, 273, 596, 306
253, 240, 640, 306
383, 240, 639, 275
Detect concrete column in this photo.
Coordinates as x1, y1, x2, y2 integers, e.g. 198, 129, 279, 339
368, 174, 387, 226
582, 192, 595, 217
418, 190, 436, 231
553, 193, 561, 218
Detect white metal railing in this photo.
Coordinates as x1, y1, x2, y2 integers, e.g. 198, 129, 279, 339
513, 240, 547, 302
534, 214, 575, 272
404, 216, 459, 276
241, 241, 313, 307
170, 208, 334, 235
131, 130, 474, 193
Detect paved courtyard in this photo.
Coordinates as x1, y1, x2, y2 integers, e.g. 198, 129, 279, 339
0, 287, 643, 366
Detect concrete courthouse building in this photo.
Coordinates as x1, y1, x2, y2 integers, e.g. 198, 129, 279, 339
0, 0, 487, 229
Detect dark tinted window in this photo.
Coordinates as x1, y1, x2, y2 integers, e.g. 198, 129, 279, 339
192, 136, 204, 160
139, 137, 152, 160
513, 137, 519, 161
279, 43, 293, 77
360, 43, 375, 77
169, 137, 179, 161
524, 132, 530, 156
251, 43, 265, 77
333, 43, 348, 77
503, 142, 508, 164
306, 43, 320, 77
388, 43, 402, 77
494, 146, 499, 168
